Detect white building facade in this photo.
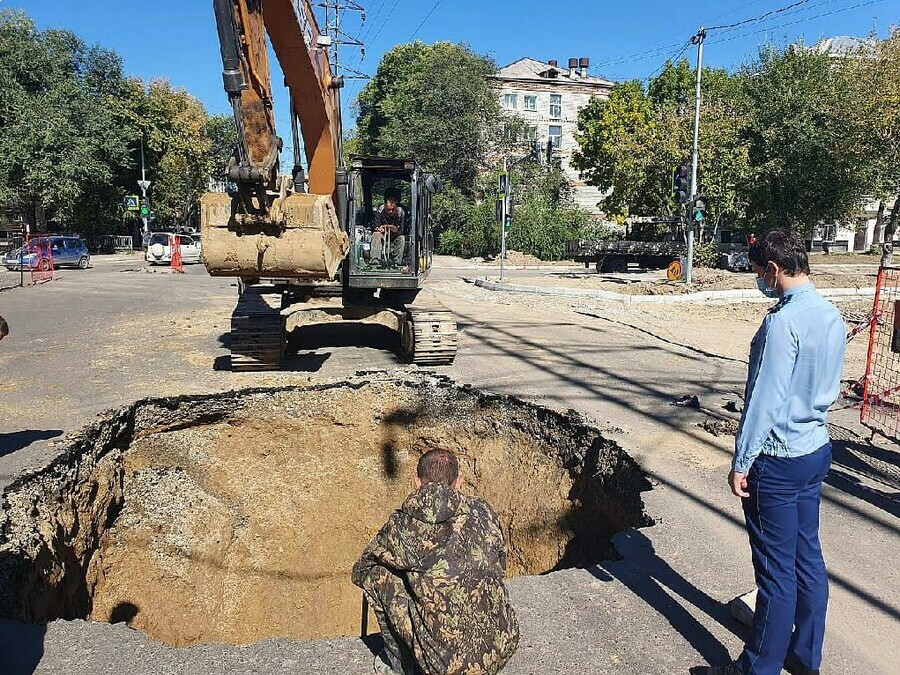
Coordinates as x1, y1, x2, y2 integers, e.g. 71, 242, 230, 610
487, 58, 613, 215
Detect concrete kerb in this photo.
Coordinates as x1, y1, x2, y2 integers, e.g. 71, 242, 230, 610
474, 277, 877, 305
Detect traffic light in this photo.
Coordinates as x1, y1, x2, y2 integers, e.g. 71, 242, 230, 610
140, 198, 150, 217
673, 164, 690, 204
691, 196, 707, 223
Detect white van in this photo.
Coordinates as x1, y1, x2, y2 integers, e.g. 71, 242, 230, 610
146, 232, 202, 265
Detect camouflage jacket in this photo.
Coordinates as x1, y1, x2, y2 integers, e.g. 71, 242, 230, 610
352, 482, 519, 675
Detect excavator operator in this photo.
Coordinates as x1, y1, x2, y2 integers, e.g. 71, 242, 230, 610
371, 188, 408, 266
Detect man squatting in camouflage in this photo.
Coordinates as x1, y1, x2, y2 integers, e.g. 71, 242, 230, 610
352, 449, 519, 675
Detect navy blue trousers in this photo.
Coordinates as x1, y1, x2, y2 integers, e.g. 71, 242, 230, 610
737, 444, 831, 675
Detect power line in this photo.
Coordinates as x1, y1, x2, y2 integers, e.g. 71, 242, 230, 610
360, 0, 403, 62
708, 0, 813, 30
358, 0, 386, 43
641, 0, 883, 80
706, 0, 884, 45
408, 0, 444, 41
592, 0, 828, 71
713, 0, 863, 34
592, 39, 697, 70
643, 39, 694, 82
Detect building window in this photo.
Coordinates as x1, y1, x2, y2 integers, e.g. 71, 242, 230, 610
549, 124, 563, 148
503, 93, 518, 110
524, 95, 537, 111
523, 125, 537, 142
549, 94, 562, 119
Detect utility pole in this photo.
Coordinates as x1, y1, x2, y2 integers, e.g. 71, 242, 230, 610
137, 136, 151, 241
499, 156, 509, 282
686, 27, 706, 286
317, 1, 368, 165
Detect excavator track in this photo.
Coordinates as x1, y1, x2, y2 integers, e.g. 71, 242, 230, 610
229, 286, 285, 371
402, 302, 458, 366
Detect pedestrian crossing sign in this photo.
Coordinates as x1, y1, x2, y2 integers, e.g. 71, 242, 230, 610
124, 195, 140, 211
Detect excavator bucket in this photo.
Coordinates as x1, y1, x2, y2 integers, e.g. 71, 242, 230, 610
200, 191, 349, 280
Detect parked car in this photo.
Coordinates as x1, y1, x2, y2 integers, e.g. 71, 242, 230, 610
2, 235, 90, 270
145, 232, 203, 265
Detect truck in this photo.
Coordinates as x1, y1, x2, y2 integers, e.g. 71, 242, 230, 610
566, 223, 752, 273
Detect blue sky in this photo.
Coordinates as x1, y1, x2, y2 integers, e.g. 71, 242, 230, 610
7, 0, 898, 163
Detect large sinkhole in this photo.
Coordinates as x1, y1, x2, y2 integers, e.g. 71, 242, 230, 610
0, 373, 652, 647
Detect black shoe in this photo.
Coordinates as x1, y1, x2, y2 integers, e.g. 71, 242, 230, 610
689, 663, 742, 675
784, 654, 820, 675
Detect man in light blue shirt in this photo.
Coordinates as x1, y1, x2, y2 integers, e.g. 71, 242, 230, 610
698, 229, 846, 675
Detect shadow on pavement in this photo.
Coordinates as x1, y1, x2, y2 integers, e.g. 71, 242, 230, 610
0, 430, 63, 458
590, 529, 745, 666
0, 620, 45, 674
828, 438, 900, 519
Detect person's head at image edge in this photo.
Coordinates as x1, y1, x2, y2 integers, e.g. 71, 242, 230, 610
748, 229, 810, 298
0, 316, 8, 342
414, 448, 462, 491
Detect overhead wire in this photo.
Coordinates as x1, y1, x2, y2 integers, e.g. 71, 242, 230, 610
591, 0, 809, 71
642, 39, 694, 82
360, 0, 403, 63
706, 0, 885, 45
407, 0, 444, 41
640, 0, 885, 80
711, 0, 868, 35
357, 0, 387, 44
707, 0, 813, 30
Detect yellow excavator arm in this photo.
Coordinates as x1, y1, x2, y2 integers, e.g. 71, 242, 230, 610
201, 0, 349, 280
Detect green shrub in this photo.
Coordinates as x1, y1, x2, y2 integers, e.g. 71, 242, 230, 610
693, 242, 719, 268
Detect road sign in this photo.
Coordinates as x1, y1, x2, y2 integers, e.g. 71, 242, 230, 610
137, 180, 151, 192
667, 260, 684, 281
124, 195, 140, 211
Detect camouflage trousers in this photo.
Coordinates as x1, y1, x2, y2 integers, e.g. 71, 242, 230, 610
363, 566, 420, 675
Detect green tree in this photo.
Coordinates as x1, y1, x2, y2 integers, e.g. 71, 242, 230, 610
648, 58, 694, 106
742, 45, 877, 232
0, 11, 135, 233
355, 41, 501, 195
573, 62, 750, 236
572, 80, 670, 219
204, 114, 237, 182
848, 30, 900, 253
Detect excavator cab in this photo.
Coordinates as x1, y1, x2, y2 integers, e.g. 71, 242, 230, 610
346, 156, 438, 290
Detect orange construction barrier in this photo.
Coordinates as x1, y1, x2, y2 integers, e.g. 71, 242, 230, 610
170, 234, 184, 274
27, 236, 54, 284
861, 265, 900, 440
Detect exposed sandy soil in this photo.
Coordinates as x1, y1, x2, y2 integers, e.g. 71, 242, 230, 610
518, 268, 877, 295
85, 382, 647, 647
809, 253, 882, 265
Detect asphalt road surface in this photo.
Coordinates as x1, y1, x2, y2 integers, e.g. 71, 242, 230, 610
0, 253, 896, 674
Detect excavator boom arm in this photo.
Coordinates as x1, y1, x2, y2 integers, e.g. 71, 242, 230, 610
212, 0, 340, 195
202, 0, 349, 281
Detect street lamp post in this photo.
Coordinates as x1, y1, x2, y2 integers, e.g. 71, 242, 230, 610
686, 27, 706, 286
138, 137, 151, 239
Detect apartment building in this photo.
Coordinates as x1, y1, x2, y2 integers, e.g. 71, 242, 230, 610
487, 57, 614, 214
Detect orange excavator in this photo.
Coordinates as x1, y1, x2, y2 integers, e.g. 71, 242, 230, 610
201, 0, 457, 370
